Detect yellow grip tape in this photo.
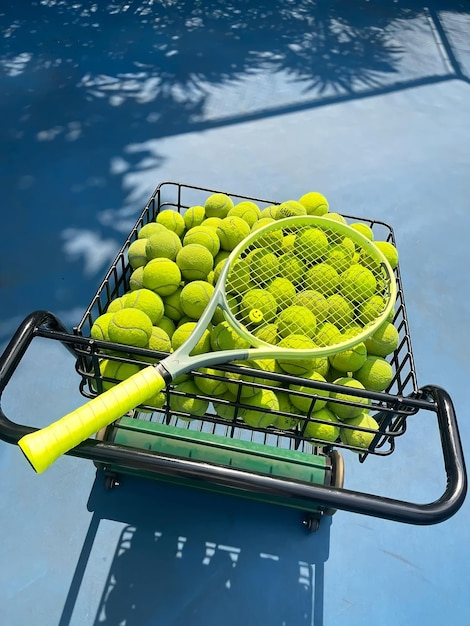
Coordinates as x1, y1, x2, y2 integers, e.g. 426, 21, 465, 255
18, 366, 166, 473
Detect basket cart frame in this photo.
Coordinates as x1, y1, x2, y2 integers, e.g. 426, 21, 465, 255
0, 182, 466, 529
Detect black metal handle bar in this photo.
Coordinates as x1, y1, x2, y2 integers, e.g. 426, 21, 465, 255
0, 311, 467, 525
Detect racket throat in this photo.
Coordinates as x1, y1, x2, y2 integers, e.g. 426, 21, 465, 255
153, 361, 174, 384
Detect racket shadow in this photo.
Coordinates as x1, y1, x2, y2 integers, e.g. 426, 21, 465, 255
59, 471, 331, 626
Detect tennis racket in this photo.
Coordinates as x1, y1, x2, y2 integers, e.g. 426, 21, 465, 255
19, 215, 397, 472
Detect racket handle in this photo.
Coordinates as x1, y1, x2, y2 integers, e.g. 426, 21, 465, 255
18, 366, 166, 473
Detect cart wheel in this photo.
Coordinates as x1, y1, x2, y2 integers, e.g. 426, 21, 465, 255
323, 450, 345, 516
103, 472, 120, 490
302, 514, 321, 532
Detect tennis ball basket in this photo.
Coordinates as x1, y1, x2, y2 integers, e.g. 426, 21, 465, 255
0, 182, 466, 530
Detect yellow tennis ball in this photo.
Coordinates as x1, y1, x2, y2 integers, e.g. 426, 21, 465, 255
138, 222, 165, 239
183, 226, 221, 256
325, 294, 354, 328
374, 241, 399, 269
204, 193, 234, 218
147, 326, 172, 353
305, 262, 340, 296
289, 370, 329, 413
171, 322, 210, 355
216, 216, 251, 251
248, 248, 280, 285
155, 316, 176, 338
292, 290, 328, 323
276, 200, 307, 218
364, 321, 399, 357
225, 259, 254, 295
314, 321, 342, 347
277, 305, 317, 339
276, 334, 317, 376
294, 227, 329, 263
340, 263, 377, 302
176, 244, 214, 281
240, 288, 278, 326
259, 206, 280, 219
143, 258, 182, 296
90, 312, 114, 341
108, 308, 153, 348
145, 229, 182, 261
213, 391, 239, 420
267, 277, 297, 308
239, 388, 279, 428
99, 359, 142, 391
210, 321, 251, 351
350, 222, 374, 241
107, 296, 126, 313
340, 412, 379, 450
184, 205, 206, 229
324, 212, 347, 224
228, 201, 261, 226
251, 219, 284, 251
193, 367, 228, 396
156, 209, 185, 237
298, 192, 329, 216
273, 392, 301, 430
162, 286, 184, 322
303, 407, 341, 442
202, 216, 223, 230
278, 253, 306, 285
127, 238, 148, 269
180, 280, 214, 319
225, 361, 262, 398
355, 355, 393, 392
326, 242, 354, 273
129, 266, 145, 291
253, 323, 279, 345
170, 379, 209, 419
329, 340, 367, 373
358, 295, 386, 325
327, 377, 371, 420
122, 288, 165, 324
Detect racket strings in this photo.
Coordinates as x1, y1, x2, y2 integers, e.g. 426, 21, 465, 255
224, 221, 393, 349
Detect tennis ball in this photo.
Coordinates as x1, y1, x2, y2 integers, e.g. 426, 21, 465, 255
278, 254, 305, 285
213, 391, 239, 420
251, 219, 284, 251
340, 412, 379, 450
146, 229, 182, 261
305, 263, 340, 296
294, 227, 329, 264
228, 201, 260, 226
276, 334, 317, 376
298, 192, 329, 216
183, 226, 220, 256
216, 216, 251, 251
259, 205, 280, 219
248, 358, 284, 388
170, 380, 209, 419
292, 290, 329, 323
225, 361, 262, 398
350, 222, 374, 241
267, 277, 297, 308
340, 263, 377, 302
314, 321, 342, 347
129, 266, 145, 291
176, 244, 214, 281
108, 308, 153, 348
226, 259, 254, 295
239, 388, 279, 428
193, 367, 228, 396
201, 216, 222, 229
253, 323, 279, 345
374, 241, 399, 269
303, 407, 341, 442
326, 243, 353, 273
358, 295, 386, 325
90, 312, 114, 341
184, 205, 206, 229
210, 321, 251, 351
171, 322, 211, 356
281, 233, 297, 253
324, 212, 347, 224
364, 321, 399, 357
143, 258, 182, 296
289, 370, 329, 414
107, 297, 126, 313
273, 392, 300, 430
327, 377, 371, 420
99, 359, 142, 391
138, 222, 165, 239
355, 355, 394, 392
127, 239, 148, 269
162, 286, 184, 322
146, 326, 172, 353
277, 305, 317, 339
214, 249, 231, 266
156, 210, 185, 237
122, 288, 165, 324
211, 294, 238, 325
325, 294, 354, 328
180, 280, 214, 319
329, 340, 367, 373
248, 249, 280, 285
240, 289, 278, 326
156, 316, 176, 338
276, 200, 307, 218
204, 193, 234, 218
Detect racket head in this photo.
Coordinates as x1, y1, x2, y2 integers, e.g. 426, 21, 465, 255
216, 215, 397, 358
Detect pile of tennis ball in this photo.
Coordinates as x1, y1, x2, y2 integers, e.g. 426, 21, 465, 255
90, 191, 400, 453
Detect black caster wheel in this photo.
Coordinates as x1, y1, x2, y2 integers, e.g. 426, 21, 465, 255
302, 514, 321, 532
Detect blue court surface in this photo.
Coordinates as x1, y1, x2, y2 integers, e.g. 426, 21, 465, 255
1, 2, 470, 625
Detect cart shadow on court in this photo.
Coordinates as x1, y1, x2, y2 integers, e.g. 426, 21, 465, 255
58, 471, 332, 626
